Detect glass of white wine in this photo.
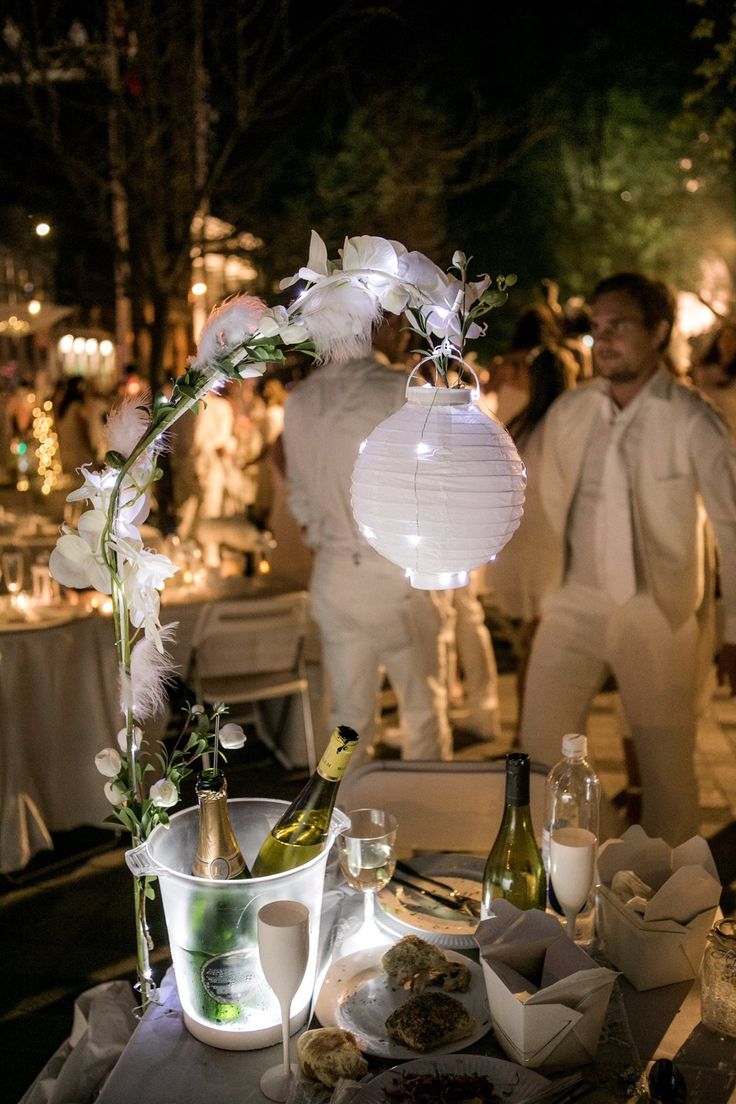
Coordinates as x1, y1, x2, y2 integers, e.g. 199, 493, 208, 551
3, 550, 24, 604
338, 808, 397, 952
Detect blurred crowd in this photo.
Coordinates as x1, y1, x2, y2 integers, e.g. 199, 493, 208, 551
2, 276, 736, 858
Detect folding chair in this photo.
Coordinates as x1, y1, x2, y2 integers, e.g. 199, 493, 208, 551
189, 590, 316, 772
338, 758, 549, 855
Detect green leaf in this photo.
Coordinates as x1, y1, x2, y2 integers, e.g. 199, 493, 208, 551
104, 450, 126, 469
144, 882, 156, 900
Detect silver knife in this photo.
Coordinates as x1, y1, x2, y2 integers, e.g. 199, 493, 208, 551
391, 872, 481, 917
394, 860, 482, 917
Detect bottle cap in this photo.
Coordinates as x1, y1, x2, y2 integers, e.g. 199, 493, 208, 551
562, 733, 587, 760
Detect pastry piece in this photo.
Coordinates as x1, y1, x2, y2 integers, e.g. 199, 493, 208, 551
297, 1027, 368, 1088
385, 991, 475, 1052
381, 935, 450, 990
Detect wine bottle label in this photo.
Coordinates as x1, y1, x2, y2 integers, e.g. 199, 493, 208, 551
317, 725, 358, 781
200, 948, 260, 1005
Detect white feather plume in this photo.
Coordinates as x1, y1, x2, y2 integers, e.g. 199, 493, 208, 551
192, 295, 267, 369
297, 283, 381, 363
106, 395, 153, 458
119, 623, 179, 722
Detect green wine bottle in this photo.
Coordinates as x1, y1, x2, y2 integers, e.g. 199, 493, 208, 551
251, 725, 359, 876
481, 752, 546, 917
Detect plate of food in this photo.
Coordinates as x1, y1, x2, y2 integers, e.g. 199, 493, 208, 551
376, 854, 484, 949
351, 1054, 550, 1103
315, 936, 491, 1060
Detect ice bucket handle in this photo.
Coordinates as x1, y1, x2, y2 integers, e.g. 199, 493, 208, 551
125, 839, 167, 878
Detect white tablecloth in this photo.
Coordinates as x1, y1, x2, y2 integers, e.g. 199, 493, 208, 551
0, 611, 120, 873
0, 578, 321, 873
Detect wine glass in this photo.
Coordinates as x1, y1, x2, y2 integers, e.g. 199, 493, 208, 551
549, 827, 597, 939
257, 900, 310, 1102
3, 551, 24, 604
338, 808, 398, 953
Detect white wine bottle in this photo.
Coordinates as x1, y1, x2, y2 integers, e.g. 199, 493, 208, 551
481, 752, 546, 917
191, 768, 251, 880
251, 725, 359, 876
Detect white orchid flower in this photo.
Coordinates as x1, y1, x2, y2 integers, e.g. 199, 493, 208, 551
256, 307, 309, 346
219, 723, 247, 750
279, 229, 330, 290
117, 726, 143, 753
65, 462, 153, 539
340, 235, 413, 314
150, 778, 178, 808
104, 780, 127, 806
95, 747, 122, 778
49, 509, 112, 592
66, 464, 119, 508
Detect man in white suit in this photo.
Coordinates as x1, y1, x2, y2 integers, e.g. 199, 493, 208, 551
283, 323, 452, 766
520, 272, 736, 844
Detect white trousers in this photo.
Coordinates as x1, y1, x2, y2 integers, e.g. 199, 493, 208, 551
310, 551, 452, 766
439, 569, 501, 738
519, 584, 699, 845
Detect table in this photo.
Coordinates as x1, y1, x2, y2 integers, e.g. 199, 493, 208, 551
0, 576, 319, 873
0, 609, 120, 872
94, 890, 736, 1104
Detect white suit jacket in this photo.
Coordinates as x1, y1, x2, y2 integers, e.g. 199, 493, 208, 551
539, 367, 736, 639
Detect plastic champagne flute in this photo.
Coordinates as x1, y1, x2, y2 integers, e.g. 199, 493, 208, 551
3, 551, 24, 599
549, 827, 597, 939
257, 900, 310, 1102
338, 808, 397, 954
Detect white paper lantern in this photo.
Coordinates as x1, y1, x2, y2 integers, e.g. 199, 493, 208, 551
351, 373, 526, 590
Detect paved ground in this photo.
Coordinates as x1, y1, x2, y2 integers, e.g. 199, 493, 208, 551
4, 663, 735, 1103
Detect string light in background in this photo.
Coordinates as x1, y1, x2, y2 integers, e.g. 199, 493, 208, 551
31, 400, 62, 495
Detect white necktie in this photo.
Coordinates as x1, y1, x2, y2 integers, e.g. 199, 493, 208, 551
599, 417, 636, 604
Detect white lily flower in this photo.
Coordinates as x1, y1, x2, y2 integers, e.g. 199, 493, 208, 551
150, 778, 178, 808
219, 723, 247, 749
104, 781, 127, 806
117, 726, 143, 753
49, 510, 112, 592
95, 747, 122, 777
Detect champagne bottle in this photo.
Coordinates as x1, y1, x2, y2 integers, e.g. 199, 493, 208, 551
251, 725, 359, 877
481, 752, 546, 917
191, 768, 251, 879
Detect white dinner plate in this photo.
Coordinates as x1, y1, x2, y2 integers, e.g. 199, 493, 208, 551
376, 854, 484, 949
351, 1054, 550, 1103
315, 946, 491, 1059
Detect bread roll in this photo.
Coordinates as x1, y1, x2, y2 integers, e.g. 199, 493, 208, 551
297, 1027, 368, 1088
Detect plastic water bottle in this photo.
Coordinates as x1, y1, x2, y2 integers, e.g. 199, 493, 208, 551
543, 733, 601, 932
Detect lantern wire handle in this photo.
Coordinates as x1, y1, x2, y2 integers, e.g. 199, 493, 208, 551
405, 354, 481, 400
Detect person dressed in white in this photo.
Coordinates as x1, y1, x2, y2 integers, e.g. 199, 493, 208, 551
283, 324, 451, 766
486, 345, 573, 729
193, 389, 235, 519
519, 273, 736, 845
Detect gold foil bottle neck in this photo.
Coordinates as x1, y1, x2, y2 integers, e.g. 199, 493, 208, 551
192, 771, 249, 879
